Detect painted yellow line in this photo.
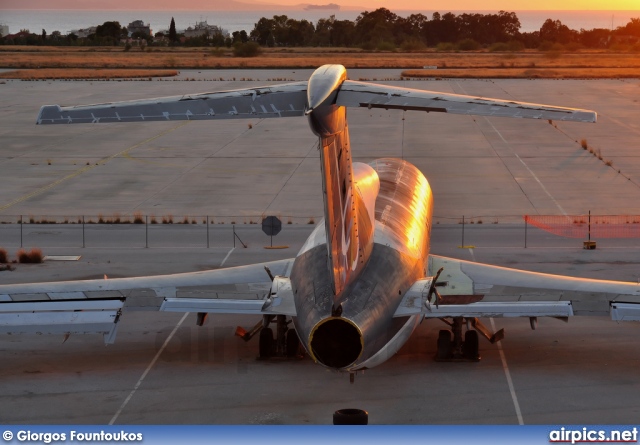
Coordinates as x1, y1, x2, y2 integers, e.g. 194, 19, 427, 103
0, 122, 189, 212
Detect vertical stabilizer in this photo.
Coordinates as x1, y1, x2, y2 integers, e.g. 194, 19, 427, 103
306, 65, 376, 297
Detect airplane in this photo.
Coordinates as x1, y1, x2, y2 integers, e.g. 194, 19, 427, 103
2, 64, 640, 382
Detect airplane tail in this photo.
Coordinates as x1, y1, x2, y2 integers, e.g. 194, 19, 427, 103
306, 65, 378, 297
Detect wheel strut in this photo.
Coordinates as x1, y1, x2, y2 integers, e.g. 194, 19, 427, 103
434, 317, 482, 362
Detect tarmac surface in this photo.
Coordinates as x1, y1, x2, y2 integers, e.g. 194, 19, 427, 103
1, 70, 640, 425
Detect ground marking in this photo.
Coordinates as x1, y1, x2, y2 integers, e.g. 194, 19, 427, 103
0, 122, 189, 212
109, 246, 235, 423
484, 118, 568, 218
220, 247, 235, 267
109, 312, 189, 425
491, 317, 524, 425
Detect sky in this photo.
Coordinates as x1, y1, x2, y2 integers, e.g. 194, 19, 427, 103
338, 0, 640, 9
2, 0, 639, 9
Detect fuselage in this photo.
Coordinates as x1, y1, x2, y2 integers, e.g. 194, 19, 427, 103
285, 65, 435, 372
290, 157, 433, 371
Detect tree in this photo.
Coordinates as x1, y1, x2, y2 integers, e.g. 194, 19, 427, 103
285, 18, 314, 46
330, 19, 355, 47
232, 30, 248, 44
94, 21, 127, 45
618, 18, 640, 38
250, 17, 275, 46
169, 17, 177, 43
354, 8, 398, 46
41, 29, 46, 41
580, 28, 611, 48
540, 19, 575, 45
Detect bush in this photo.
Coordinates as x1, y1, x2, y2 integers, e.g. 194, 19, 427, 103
376, 41, 396, 52
564, 42, 582, 52
506, 40, 525, 51
457, 38, 481, 51
233, 42, 261, 57
539, 41, 564, 52
401, 38, 426, 51
360, 42, 375, 51
133, 211, 144, 224
609, 42, 630, 52
0, 248, 7, 263
17, 248, 43, 264
489, 42, 510, 52
436, 42, 456, 52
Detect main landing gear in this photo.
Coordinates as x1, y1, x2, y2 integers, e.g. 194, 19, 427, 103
435, 317, 505, 362
236, 314, 302, 360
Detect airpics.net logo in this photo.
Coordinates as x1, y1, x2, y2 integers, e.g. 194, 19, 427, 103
549, 427, 638, 444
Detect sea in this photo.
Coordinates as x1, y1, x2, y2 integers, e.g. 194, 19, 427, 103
0, 9, 638, 36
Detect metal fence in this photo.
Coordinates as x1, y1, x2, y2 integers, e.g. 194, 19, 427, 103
3, 213, 640, 251
525, 214, 640, 239
0, 214, 321, 249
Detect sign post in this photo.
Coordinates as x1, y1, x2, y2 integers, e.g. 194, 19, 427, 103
261, 216, 282, 247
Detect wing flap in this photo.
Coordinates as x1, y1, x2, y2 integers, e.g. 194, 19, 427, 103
421, 301, 573, 318
337, 81, 597, 123
429, 255, 640, 317
37, 83, 308, 124
0, 299, 123, 344
159, 276, 296, 316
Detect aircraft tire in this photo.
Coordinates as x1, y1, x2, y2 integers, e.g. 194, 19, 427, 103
286, 328, 299, 357
259, 328, 274, 358
463, 330, 479, 360
333, 408, 369, 425
436, 329, 452, 359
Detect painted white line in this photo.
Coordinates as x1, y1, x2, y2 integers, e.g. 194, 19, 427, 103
490, 317, 524, 425
484, 118, 568, 218
220, 247, 235, 267
468, 248, 476, 262
109, 312, 189, 425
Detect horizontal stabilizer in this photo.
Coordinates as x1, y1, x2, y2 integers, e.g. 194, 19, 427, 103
337, 81, 596, 123
37, 83, 308, 124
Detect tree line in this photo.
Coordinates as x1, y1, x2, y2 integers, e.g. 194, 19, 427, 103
248, 9, 640, 50
2, 9, 639, 51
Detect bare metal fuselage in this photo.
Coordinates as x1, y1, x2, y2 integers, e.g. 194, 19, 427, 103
289, 65, 434, 371
291, 158, 433, 371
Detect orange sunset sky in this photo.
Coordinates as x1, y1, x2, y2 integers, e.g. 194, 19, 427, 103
328, 0, 640, 9
1, 0, 638, 9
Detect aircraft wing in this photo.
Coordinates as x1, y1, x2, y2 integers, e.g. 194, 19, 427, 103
36, 82, 308, 124
0, 258, 296, 344
337, 81, 597, 123
394, 255, 640, 320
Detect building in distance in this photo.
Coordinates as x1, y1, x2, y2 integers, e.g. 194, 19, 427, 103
127, 20, 152, 37
183, 20, 229, 39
